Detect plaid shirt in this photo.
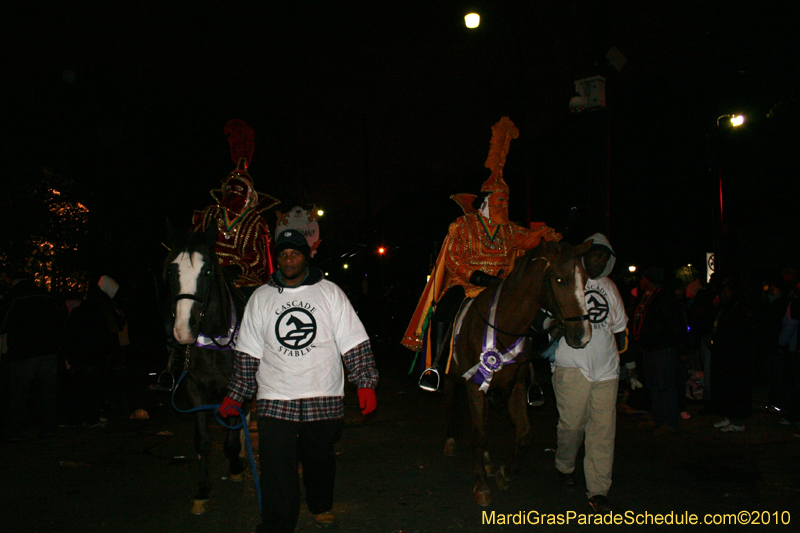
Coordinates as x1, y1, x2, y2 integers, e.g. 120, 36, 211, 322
227, 339, 378, 422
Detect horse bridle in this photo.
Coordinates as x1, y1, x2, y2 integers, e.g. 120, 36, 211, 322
473, 256, 589, 339
172, 261, 238, 350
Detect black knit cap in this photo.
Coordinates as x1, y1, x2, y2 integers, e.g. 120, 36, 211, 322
274, 229, 311, 259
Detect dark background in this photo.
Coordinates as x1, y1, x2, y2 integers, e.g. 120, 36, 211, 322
3, 0, 800, 299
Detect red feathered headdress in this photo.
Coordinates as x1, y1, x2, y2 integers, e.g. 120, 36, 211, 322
209, 119, 279, 214
224, 119, 255, 169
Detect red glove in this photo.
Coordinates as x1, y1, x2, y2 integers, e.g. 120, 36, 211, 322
217, 396, 242, 418
357, 388, 377, 415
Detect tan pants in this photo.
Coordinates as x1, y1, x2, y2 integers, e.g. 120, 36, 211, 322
552, 367, 618, 498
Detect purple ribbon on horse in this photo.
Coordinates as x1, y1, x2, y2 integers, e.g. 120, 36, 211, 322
461, 280, 525, 391
195, 295, 239, 350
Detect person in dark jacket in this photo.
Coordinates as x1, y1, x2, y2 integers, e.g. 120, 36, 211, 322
63, 285, 119, 427
710, 278, 756, 432
1, 273, 63, 441
631, 267, 688, 434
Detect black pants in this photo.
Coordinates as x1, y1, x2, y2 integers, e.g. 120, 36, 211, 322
256, 416, 343, 533
428, 286, 466, 366
2, 354, 58, 440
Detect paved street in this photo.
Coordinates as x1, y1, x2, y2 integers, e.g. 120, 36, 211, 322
2, 346, 799, 533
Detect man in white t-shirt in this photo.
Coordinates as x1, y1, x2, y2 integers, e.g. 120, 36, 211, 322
552, 233, 629, 514
218, 229, 378, 532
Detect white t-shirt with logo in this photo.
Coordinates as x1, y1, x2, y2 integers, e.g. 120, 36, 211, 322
554, 276, 628, 382
235, 279, 369, 400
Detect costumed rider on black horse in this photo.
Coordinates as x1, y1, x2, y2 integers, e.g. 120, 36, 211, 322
190, 119, 280, 320
402, 117, 562, 402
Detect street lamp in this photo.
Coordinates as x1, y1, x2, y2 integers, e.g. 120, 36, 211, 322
709, 113, 745, 275
716, 114, 745, 128
464, 13, 480, 28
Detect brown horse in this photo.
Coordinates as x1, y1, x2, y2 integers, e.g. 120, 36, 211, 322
445, 239, 592, 506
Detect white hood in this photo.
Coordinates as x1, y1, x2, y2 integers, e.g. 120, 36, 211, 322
583, 233, 616, 280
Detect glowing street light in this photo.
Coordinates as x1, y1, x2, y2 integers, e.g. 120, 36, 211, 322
628, 265, 637, 273
464, 12, 480, 28
316, 209, 325, 217
716, 114, 745, 128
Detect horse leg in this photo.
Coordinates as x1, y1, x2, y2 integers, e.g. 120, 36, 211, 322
224, 428, 246, 480
191, 410, 213, 515
465, 383, 492, 506
496, 377, 533, 491
224, 421, 247, 481
442, 377, 461, 456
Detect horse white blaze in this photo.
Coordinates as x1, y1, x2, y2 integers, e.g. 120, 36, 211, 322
173, 251, 204, 345
574, 264, 592, 346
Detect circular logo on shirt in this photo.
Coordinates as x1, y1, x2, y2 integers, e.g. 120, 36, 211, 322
585, 289, 609, 324
275, 308, 317, 350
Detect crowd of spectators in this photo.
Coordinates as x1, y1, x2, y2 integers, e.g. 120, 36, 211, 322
617, 264, 800, 437
0, 271, 126, 441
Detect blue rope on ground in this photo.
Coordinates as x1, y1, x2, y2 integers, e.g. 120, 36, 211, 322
171, 370, 262, 513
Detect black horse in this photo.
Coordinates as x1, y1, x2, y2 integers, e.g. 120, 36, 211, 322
164, 224, 250, 514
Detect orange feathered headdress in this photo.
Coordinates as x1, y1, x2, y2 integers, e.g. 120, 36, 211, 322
480, 116, 518, 194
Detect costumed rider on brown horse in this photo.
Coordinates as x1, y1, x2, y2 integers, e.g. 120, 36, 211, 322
190, 119, 280, 318
402, 117, 562, 398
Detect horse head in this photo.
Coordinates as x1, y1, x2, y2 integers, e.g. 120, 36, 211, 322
164, 222, 231, 345
540, 239, 593, 349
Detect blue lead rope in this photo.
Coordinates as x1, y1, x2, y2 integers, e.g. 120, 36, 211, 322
171, 370, 262, 512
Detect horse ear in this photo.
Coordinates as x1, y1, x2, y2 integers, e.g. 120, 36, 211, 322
574, 240, 593, 257
201, 222, 218, 247
165, 218, 179, 248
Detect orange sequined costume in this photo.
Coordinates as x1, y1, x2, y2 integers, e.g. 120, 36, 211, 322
402, 117, 561, 361
191, 120, 279, 289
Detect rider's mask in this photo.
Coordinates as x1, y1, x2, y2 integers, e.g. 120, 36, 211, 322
487, 192, 509, 224
220, 175, 252, 214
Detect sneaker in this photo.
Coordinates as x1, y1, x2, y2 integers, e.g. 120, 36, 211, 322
315, 511, 337, 528
713, 418, 731, 428
778, 418, 800, 426
588, 495, 613, 514
720, 424, 745, 432
559, 471, 577, 490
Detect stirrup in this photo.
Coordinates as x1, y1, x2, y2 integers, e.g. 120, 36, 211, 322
527, 383, 544, 406
418, 368, 441, 392
151, 370, 175, 391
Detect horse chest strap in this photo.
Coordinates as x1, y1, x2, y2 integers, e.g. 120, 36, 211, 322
184, 345, 192, 371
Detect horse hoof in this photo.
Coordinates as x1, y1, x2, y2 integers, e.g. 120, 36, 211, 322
474, 490, 492, 507
495, 466, 511, 491
444, 438, 457, 456
191, 499, 209, 515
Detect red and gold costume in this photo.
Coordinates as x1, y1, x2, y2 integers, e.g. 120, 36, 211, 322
402, 117, 561, 358
191, 120, 279, 288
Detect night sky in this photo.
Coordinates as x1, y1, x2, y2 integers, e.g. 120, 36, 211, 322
3, 1, 800, 292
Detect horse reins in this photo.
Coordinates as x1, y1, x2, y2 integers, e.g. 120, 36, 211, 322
471, 256, 589, 340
